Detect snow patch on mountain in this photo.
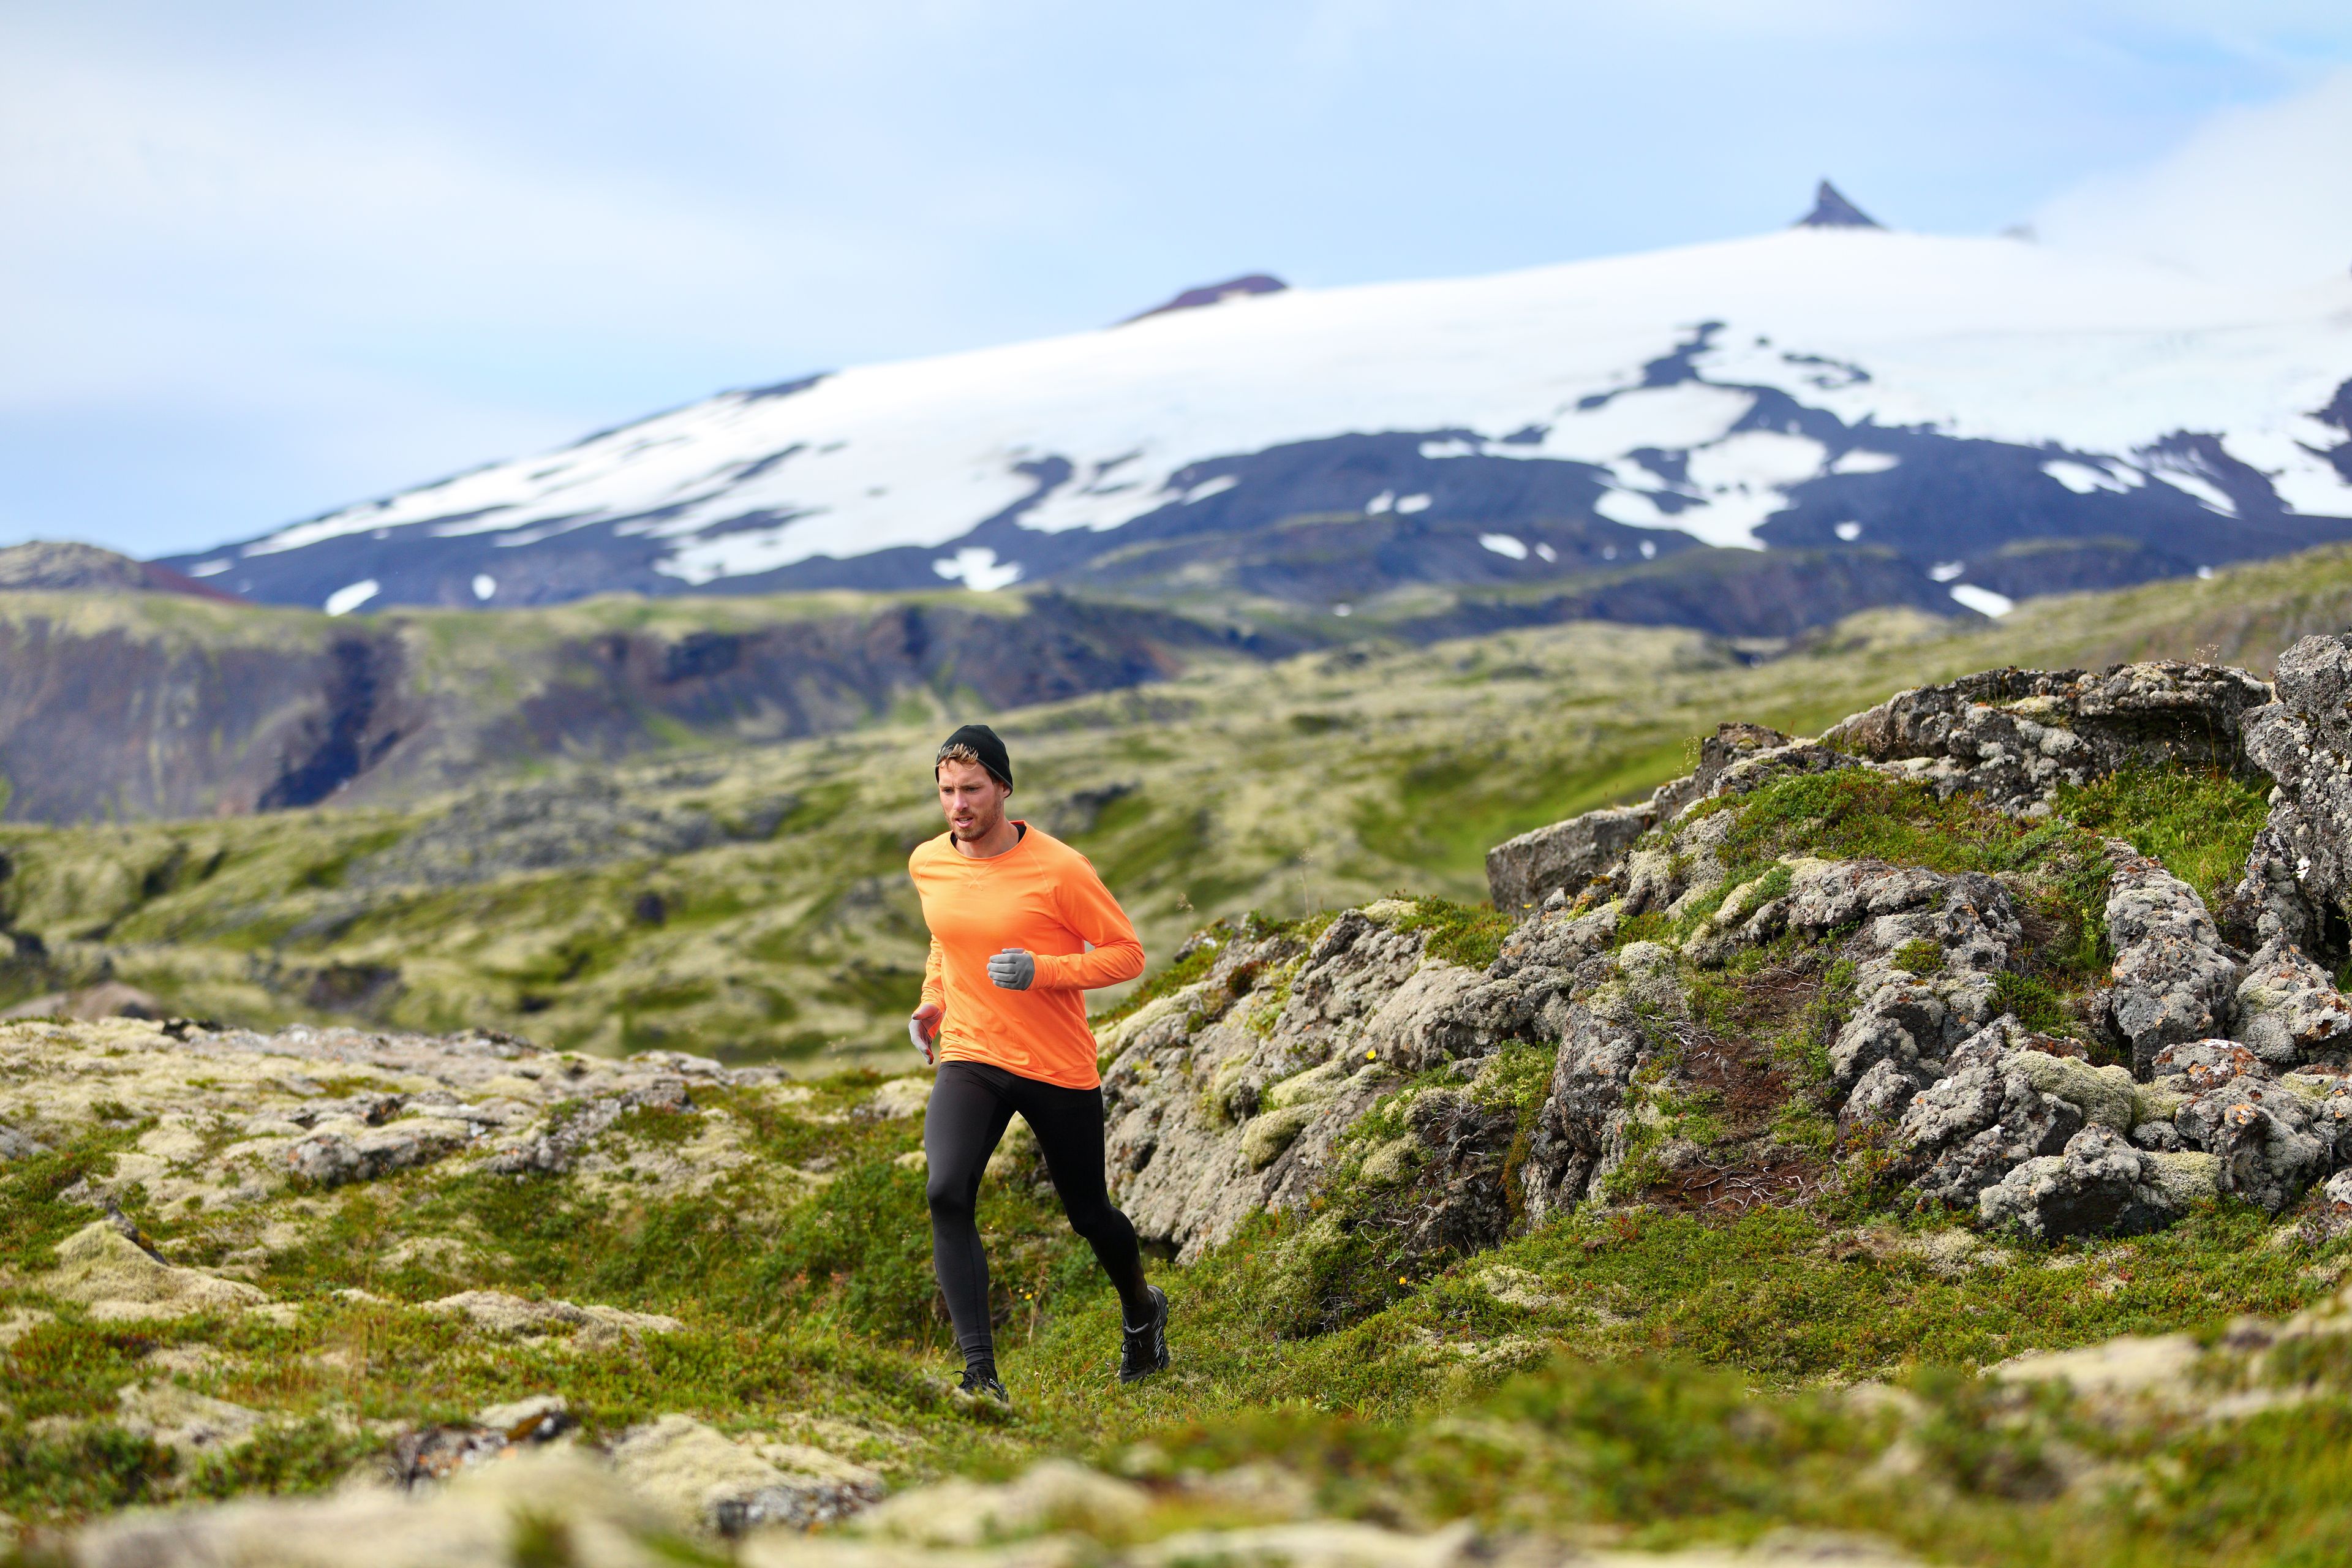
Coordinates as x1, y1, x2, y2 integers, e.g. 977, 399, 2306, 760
173, 226, 2352, 609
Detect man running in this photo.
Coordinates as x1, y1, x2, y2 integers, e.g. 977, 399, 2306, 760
907, 722, 1169, 1404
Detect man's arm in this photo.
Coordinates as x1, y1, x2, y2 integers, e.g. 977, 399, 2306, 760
921, 935, 946, 1012
1032, 851, 1145, 990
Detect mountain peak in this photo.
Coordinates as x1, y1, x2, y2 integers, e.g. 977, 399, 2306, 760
1794, 180, 1883, 230
1122, 273, 1287, 324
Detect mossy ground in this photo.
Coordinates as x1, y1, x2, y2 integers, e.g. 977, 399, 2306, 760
3, 990, 2350, 1562
9, 1084, 2343, 1562
7, 557, 2352, 1557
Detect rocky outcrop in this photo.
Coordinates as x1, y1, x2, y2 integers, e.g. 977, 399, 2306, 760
2232, 937, 2352, 1068
1477, 654, 2352, 1234
1264, 655, 2352, 1246
1978, 1125, 2206, 1240
1822, 663, 2271, 809
2233, 633, 2352, 946
1485, 722, 1806, 911
2101, 845, 2243, 1077
1112, 650, 2352, 1252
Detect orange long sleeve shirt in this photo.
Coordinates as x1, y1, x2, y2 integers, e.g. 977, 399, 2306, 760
910, 821, 1144, 1090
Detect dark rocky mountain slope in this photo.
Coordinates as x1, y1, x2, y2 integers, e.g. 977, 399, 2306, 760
0, 589, 1268, 823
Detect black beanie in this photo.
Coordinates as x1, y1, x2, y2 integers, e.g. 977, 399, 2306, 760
936, 723, 1012, 788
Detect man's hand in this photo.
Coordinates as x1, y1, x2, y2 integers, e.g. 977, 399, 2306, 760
909, 1003, 942, 1063
987, 948, 1036, 991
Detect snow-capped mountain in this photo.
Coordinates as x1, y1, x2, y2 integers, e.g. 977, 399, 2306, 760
165, 187, 2352, 626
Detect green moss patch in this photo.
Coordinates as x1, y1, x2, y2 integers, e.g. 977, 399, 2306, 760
1390, 898, 1515, 970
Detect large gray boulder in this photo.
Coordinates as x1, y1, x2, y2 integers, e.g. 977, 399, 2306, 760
1895, 1023, 2087, 1208
2233, 633, 2352, 946
2102, 843, 2241, 1079
1486, 804, 1654, 915
2233, 937, 2352, 1069
1979, 1125, 2204, 1240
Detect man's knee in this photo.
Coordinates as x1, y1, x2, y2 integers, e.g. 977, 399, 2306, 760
927, 1175, 976, 1223
1063, 1196, 1128, 1243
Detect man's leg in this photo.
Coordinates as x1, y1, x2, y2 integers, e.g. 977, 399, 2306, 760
924, 1063, 1015, 1383
1012, 1079, 1155, 1327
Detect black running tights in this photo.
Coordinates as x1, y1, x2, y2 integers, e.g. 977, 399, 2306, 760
924, 1060, 1152, 1371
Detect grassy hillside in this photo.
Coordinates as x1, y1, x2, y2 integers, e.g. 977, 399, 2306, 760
4, 1012, 2348, 1563
7, 546, 2352, 1070
10, 549, 2352, 1562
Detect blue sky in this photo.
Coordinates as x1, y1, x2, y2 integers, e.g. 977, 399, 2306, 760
4, 1, 2351, 559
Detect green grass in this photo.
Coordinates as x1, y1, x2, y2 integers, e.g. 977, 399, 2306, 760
2053, 764, 2274, 909
0, 1122, 151, 1272
1109, 1346, 2352, 1566
1389, 897, 1517, 970
1891, 937, 1945, 976
4, 1031, 2350, 1554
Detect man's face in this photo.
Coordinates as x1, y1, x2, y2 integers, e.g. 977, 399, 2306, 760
937, 758, 1011, 840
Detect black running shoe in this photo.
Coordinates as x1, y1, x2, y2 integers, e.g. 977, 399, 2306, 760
956, 1367, 1009, 1406
1119, 1285, 1170, 1383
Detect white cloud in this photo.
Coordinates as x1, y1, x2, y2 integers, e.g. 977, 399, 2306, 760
2033, 66, 2352, 285
0, 43, 872, 364
7, 2, 2352, 557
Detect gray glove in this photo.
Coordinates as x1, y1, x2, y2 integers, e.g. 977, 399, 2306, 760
987, 948, 1036, 991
